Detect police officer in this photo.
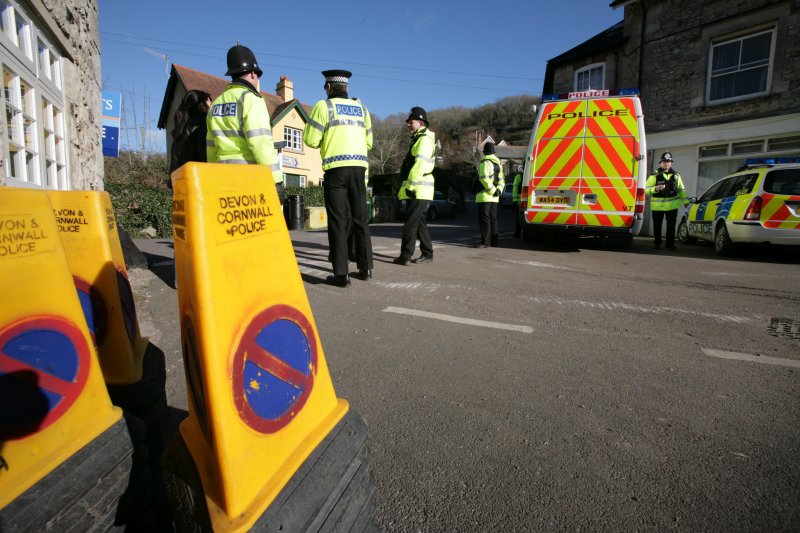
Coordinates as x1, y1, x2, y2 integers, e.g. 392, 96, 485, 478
304, 70, 373, 287
206, 44, 284, 203
474, 142, 505, 248
512, 169, 523, 238
646, 151, 689, 250
393, 107, 436, 265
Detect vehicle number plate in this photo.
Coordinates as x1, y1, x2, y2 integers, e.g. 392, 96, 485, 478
538, 196, 570, 204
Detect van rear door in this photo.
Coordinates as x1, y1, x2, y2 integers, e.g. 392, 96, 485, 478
528, 96, 642, 230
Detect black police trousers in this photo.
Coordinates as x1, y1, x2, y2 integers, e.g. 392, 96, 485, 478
323, 167, 373, 275
400, 199, 433, 260
478, 202, 499, 246
652, 208, 678, 247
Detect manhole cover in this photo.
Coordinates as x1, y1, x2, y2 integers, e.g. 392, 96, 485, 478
767, 317, 800, 340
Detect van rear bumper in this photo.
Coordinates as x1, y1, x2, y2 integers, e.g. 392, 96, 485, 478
523, 218, 643, 237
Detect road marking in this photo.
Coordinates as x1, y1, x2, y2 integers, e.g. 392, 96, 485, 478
526, 296, 757, 323
383, 306, 533, 333
701, 348, 800, 368
500, 258, 577, 271
374, 281, 440, 293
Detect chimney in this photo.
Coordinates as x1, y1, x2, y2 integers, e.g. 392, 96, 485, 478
276, 76, 293, 102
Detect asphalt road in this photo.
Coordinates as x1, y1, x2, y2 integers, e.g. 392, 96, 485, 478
132, 205, 800, 531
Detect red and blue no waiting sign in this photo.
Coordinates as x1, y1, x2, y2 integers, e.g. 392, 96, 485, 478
232, 304, 318, 434
0, 317, 91, 440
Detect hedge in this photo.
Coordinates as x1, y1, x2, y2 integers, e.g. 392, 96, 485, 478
106, 181, 327, 239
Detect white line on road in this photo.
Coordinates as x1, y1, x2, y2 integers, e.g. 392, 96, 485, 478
383, 306, 533, 333
500, 258, 577, 271
526, 295, 757, 323
701, 348, 800, 368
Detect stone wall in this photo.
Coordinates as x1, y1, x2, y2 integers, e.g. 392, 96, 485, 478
633, 0, 799, 133
35, 0, 103, 190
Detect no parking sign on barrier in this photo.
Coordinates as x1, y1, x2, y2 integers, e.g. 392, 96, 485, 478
0, 189, 121, 510
172, 163, 348, 530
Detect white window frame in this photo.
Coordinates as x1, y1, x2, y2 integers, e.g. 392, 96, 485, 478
0, 0, 67, 188
706, 27, 775, 105
574, 62, 605, 92
284, 125, 303, 152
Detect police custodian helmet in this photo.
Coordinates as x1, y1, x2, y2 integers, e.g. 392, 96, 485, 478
225, 44, 263, 78
406, 106, 428, 124
660, 151, 674, 162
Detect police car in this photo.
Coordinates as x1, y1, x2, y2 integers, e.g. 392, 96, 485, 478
677, 158, 800, 255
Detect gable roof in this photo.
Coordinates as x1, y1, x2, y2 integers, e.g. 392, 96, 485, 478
157, 64, 308, 129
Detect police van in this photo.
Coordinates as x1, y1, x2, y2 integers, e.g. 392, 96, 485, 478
677, 158, 800, 255
520, 89, 647, 247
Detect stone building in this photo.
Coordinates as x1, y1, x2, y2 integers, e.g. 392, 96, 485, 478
1, 0, 102, 191
157, 65, 324, 188
543, 0, 800, 199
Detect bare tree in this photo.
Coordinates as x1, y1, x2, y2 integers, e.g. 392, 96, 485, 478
369, 116, 406, 175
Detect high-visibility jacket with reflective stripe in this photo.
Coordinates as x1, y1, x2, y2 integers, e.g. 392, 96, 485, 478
303, 97, 372, 170
512, 173, 522, 202
398, 127, 436, 201
476, 154, 505, 204
646, 169, 688, 211
206, 81, 282, 183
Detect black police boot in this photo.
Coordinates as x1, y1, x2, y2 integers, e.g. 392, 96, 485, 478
411, 255, 433, 264
392, 256, 410, 266
356, 269, 372, 281
325, 274, 350, 287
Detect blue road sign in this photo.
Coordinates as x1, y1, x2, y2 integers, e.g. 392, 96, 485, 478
102, 91, 121, 158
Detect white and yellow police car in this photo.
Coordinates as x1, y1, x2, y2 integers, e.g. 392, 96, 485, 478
677, 158, 800, 255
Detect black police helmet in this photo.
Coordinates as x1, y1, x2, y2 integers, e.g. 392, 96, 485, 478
406, 106, 428, 124
483, 142, 496, 155
225, 44, 263, 78
660, 151, 673, 163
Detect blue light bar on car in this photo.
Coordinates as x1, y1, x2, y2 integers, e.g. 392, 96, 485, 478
743, 157, 800, 165
542, 88, 640, 101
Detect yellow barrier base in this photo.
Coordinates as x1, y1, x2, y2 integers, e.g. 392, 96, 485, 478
171, 163, 347, 529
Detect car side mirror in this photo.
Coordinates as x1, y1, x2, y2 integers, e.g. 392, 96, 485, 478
687, 196, 697, 204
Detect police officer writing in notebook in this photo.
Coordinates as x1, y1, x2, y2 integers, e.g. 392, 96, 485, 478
304, 70, 374, 287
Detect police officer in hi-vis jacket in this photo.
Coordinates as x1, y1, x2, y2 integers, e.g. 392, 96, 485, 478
646, 151, 689, 250
393, 107, 436, 266
207, 44, 284, 203
304, 70, 374, 287
474, 142, 505, 248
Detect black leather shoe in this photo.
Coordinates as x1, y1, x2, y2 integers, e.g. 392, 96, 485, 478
325, 274, 350, 287
357, 269, 372, 280
392, 256, 410, 266
411, 255, 433, 264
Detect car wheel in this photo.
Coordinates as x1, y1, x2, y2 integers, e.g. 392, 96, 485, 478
427, 207, 437, 221
714, 222, 735, 256
677, 219, 697, 244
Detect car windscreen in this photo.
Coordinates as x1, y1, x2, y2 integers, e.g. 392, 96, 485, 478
764, 169, 800, 195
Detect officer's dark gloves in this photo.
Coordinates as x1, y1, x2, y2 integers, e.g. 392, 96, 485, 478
406, 188, 416, 199
493, 189, 501, 197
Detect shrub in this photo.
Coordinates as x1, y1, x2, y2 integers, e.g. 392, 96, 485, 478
286, 185, 325, 207
106, 182, 173, 238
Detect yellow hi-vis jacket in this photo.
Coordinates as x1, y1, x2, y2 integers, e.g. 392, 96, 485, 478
476, 154, 505, 203
646, 168, 689, 211
206, 81, 282, 183
303, 97, 372, 170
512, 173, 522, 202
398, 127, 436, 201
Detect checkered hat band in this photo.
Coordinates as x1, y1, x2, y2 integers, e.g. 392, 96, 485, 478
326, 76, 349, 83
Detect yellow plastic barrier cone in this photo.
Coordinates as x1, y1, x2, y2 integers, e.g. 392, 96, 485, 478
47, 190, 147, 385
0, 188, 121, 509
171, 163, 348, 530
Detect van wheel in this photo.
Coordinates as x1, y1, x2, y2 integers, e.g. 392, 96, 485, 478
678, 219, 696, 244
714, 223, 735, 256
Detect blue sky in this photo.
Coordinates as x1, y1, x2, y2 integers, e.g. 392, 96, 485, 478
98, 0, 622, 152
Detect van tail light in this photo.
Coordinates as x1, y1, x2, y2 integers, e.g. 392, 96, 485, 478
521, 185, 529, 209
744, 195, 763, 221
634, 188, 646, 213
